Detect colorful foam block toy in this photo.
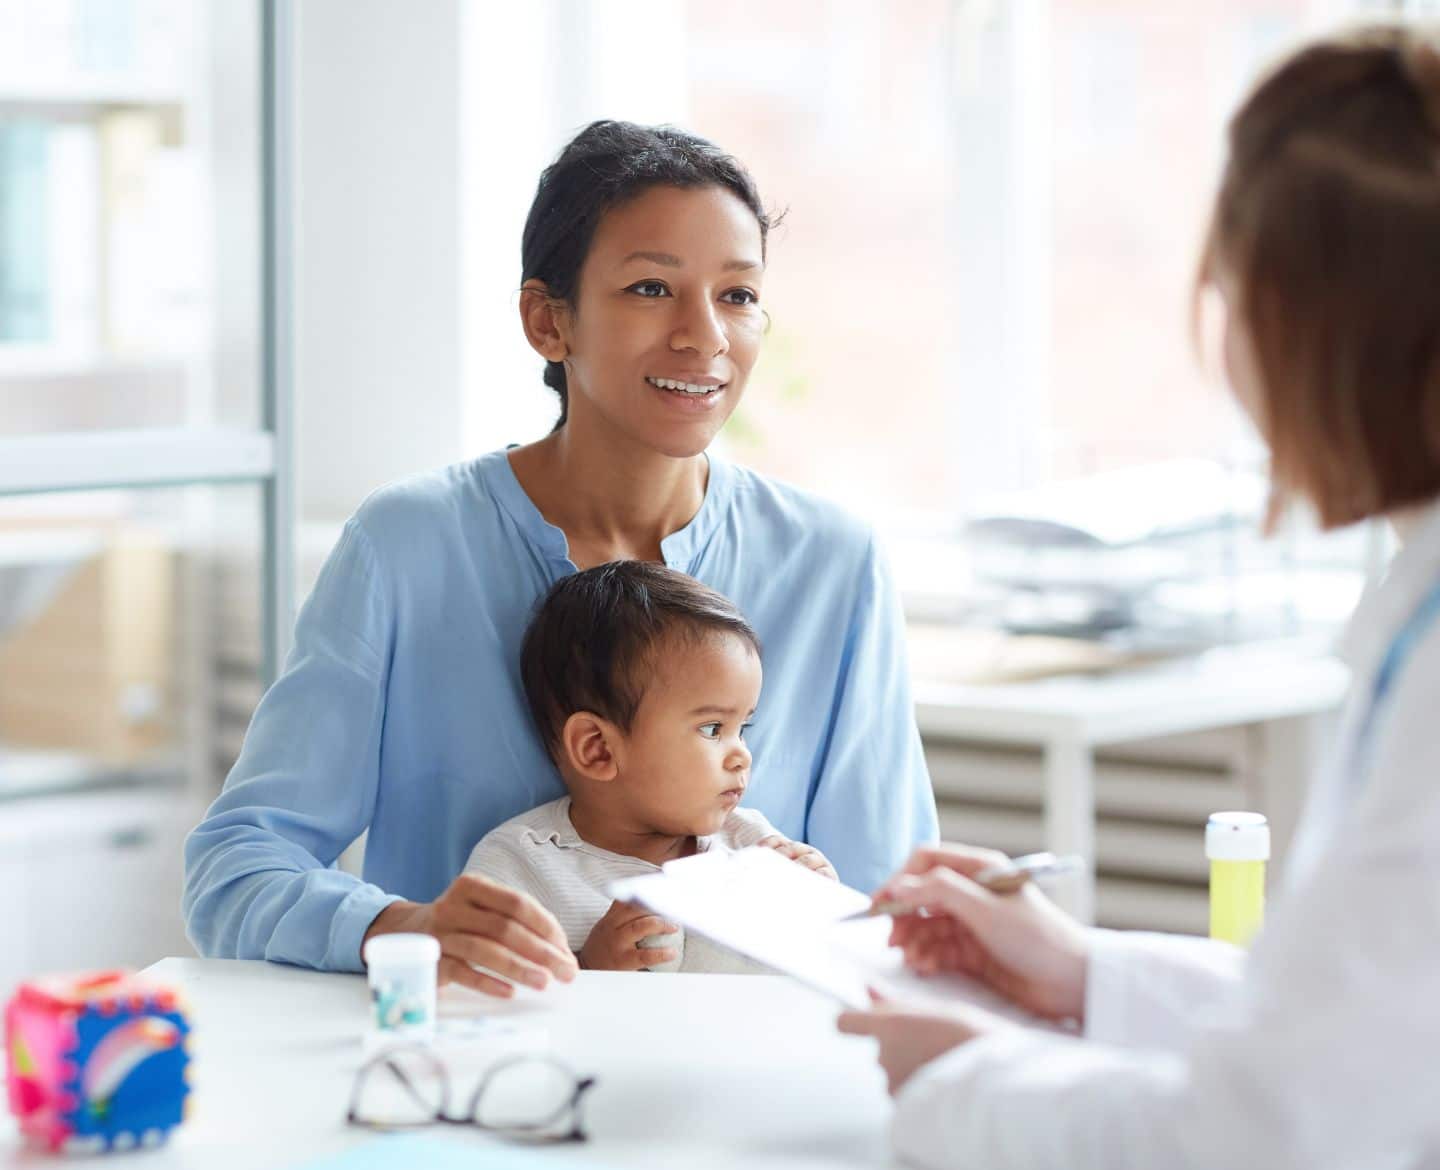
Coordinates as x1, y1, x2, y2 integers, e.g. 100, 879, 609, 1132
5, 970, 191, 1153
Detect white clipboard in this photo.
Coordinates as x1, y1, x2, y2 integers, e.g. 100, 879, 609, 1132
611, 845, 1060, 1027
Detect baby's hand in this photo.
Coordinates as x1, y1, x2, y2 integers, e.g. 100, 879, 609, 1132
757, 835, 839, 881
578, 900, 681, 971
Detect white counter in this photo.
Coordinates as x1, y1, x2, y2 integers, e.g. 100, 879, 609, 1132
1, 958, 893, 1170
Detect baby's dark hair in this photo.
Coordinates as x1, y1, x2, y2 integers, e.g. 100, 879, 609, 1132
520, 561, 761, 762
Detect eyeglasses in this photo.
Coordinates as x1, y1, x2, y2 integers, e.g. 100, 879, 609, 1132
346, 1044, 597, 1143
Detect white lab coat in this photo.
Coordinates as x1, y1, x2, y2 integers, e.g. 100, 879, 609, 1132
892, 499, 1440, 1170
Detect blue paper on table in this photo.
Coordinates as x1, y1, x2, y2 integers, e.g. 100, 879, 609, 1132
290, 1134, 598, 1170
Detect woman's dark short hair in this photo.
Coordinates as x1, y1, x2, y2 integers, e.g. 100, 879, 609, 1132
520, 560, 761, 760
521, 119, 773, 428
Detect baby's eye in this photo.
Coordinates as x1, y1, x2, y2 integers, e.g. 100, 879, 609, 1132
627, 280, 670, 298
739, 722, 754, 740
699, 722, 722, 740
722, 288, 759, 306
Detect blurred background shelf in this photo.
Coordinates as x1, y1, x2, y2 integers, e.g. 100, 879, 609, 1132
0, 86, 186, 115
0, 745, 186, 803
0, 429, 275, 494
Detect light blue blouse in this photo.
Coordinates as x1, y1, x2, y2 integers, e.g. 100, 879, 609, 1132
183, 449, 938, 971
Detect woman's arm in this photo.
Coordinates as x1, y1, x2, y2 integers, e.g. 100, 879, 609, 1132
804, 536, 939, 891
183, 518, 399, 971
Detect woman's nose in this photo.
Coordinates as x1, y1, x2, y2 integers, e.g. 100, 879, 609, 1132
671, 297, 728, 358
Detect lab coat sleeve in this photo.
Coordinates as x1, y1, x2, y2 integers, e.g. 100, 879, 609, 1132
803, 535, 939, 894
183, 517, 402, 972
890, 680, 1440, 1170
1083, 929, 1246, 1051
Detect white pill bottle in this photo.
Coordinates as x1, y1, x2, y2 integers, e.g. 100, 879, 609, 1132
362, 933, 441, 1043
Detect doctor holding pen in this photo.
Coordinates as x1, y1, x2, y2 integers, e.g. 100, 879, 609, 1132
183, 120, 937, 994
840, 25, 1440, 1170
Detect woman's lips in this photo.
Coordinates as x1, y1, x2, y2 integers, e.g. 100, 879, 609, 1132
647, 377, 727, 412
645, 375, 726, 393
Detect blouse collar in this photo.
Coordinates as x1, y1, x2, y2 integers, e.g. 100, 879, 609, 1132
482, 447, 734, 573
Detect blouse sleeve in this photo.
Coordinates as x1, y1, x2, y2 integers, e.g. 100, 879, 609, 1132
182, 517, 402, 971
803, 535, 939, 893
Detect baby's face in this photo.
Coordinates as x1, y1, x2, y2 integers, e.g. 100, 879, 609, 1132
616, 631, 761, 837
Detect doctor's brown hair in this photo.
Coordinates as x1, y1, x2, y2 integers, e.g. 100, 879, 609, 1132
1200, 25, 1440, 530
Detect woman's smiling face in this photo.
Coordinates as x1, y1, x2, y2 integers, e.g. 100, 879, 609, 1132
556, 183, 767, 458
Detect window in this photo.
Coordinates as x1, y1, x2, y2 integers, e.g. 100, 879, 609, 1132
0, 483, 264, 801
0, 1, 283, 799
459, 0, 1405, 643
0, 1, 263, 436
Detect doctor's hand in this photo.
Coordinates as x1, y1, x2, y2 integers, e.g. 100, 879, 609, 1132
879, 843, 1091, 1023
363, 874, 579, 998
838, 990, 1011, 1095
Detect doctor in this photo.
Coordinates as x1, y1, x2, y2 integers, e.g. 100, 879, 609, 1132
840, 25, 1440, 1170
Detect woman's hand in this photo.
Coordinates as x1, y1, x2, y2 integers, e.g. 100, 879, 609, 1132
838, 991, 1010, 1094
363, 874, 579, 998
578, 900, 681, 971
757, 834, 839, 880
880, 843, 1091, 1022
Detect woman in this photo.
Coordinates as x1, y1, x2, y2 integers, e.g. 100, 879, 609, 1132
839, 26, 1440, 1169
183, 121, 937, 995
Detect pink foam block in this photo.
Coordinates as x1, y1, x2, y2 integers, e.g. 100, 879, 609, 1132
5, 969, 192, 1152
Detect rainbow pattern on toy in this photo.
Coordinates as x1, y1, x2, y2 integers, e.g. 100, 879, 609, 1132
4, 969, 191, 1153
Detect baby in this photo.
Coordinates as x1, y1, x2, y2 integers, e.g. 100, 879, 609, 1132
464, 560, 835, 973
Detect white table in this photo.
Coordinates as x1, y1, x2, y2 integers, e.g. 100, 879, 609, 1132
0, 959, 894, 1170
913, 641, 1350, 922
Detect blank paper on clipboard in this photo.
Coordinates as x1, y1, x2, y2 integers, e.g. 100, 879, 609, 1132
609, 845, 1055, 1026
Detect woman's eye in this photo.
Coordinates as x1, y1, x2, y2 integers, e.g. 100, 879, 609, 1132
627, 280, 670, 298
699, 722, 722, 740
722, 288, 759, 306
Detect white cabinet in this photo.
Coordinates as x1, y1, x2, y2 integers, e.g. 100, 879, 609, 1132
919, 709, 1339, 934
0, 848, 35, 1003
0, 790, 202, 1004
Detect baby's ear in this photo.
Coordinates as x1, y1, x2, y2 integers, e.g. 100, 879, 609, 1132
561, 711, 620, 782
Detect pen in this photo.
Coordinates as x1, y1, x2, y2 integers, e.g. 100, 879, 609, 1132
839, 852, 1086, 921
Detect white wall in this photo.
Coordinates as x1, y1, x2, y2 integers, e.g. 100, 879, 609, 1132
459, 1, 692, 456
295, 0, 465, 524
294, 0, 698, 524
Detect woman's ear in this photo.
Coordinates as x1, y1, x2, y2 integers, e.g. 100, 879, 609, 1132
561, 711, 621, 782
519, 279, 570, 363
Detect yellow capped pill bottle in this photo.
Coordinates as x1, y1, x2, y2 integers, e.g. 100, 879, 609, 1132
1206, 811, 1269, 947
